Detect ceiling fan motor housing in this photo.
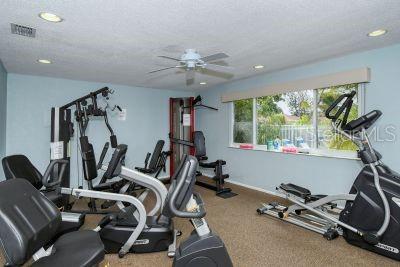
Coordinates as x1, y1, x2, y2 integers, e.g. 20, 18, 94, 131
181, 49, 203, 69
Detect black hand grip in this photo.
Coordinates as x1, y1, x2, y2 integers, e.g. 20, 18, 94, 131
42, 159, 69, 188
325, 91, 356, 120
144, 152, 151, 168
110, 135, 118, 148
97, 142, 110, 170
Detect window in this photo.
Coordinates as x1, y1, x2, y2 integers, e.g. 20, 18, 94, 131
316, 85, 359, 151
231, 83, 363, 157
233, 99, 253, 143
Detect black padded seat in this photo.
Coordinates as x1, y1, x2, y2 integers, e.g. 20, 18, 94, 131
2, 154, 43, 189
32, 230, 104, 267
2, 154, 63, 207
0, 179, 104, 267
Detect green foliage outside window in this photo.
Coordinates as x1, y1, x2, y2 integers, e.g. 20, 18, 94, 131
318, 83, 359, 151
233, 99, 253, 143
233, 83, 360, 152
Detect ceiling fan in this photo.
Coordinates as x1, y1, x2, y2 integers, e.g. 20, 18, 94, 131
149, 49, 233, 86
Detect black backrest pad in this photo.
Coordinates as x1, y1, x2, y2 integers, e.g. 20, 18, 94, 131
0, 179, 61, 265
148, 140, 165, 169
103, 144, 128, 180
193, 131, 206, 157
2, 155, 43, 190
162, 155, 198, 218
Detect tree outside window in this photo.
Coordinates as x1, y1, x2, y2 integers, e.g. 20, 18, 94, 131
233, 83, 361, 153
233, 99, 253, 143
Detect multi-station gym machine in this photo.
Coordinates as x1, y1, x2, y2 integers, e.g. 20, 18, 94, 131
169, 96, 236, 198
50, 87, 120, 211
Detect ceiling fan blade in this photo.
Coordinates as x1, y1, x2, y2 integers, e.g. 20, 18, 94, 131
186, 69, 195, 86
158, 55, 181, 61
200, 52, 229, 62
206, 63, 234, 71
200, 67, 234, 80
148, 66, 177, 74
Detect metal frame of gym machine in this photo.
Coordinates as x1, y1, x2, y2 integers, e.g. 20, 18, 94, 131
257, 91, 392, 243
169, 96, 232, 195
50, 87, 168, 217
41, 155, 174, 258
51, 87, 118, 212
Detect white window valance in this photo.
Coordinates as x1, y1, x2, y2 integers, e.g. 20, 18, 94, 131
221, 67, 370, 102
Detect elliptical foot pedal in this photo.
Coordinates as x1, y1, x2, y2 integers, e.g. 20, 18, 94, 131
279, 183, 311, 199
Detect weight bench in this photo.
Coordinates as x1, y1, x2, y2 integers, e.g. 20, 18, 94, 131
193, 131, 237, 198
135, 140, 170, 179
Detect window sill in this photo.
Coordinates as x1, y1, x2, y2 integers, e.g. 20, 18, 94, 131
228, 144, 359, 160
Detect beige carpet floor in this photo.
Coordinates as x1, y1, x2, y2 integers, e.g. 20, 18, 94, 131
1, 179, 398, 267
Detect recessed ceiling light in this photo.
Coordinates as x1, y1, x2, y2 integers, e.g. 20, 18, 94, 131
37, 59, 52, 64
367, 29, 387, 37
39, 12, 63, 23
199, 82, 207, 85
254, 65, 264, 69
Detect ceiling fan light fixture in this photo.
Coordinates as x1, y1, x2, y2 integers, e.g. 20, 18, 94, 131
39, 12, 63, 22
367, 29, 387, 37
254, 65, 264, 69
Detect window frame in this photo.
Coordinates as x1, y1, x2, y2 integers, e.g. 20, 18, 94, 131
229, 83, 365, 159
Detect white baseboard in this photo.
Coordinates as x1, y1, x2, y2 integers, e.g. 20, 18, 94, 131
201, 173, 285, 198
227, 179, 285, 198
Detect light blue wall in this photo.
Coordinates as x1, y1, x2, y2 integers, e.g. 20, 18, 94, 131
0, 61, 7, 180
6, 74, 190, 186
196, 44, 400, 195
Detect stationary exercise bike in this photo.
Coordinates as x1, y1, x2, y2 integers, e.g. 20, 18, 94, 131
257, 91, 400, 261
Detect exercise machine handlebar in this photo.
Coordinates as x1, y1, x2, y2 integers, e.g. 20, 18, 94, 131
42, 159, 69, 188
97, 142, 110, 170
325, 90, 356, 128
168, 162, 206, 218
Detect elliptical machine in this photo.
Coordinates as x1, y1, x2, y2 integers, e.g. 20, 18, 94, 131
257, 91, 400, 261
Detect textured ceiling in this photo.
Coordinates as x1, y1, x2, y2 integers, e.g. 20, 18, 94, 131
0, 0, 399, 91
